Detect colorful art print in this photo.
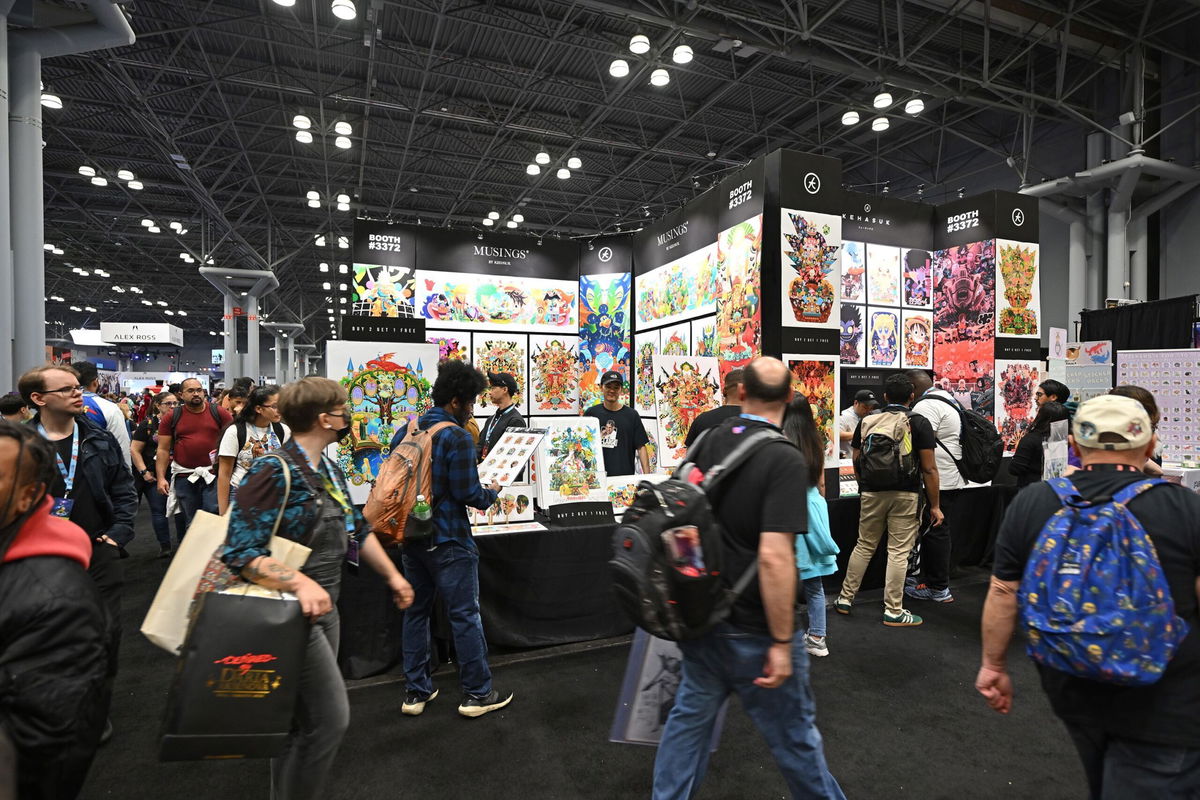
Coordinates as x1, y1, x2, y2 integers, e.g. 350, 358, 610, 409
636, 417, 660, 475
660, 322, 691, 356
652, 356, 721, 467
866, 244, 901, 306
691, 317, 718, 358
536, 418, 607, 506
839, 304, 865, 367
1066, 340, 1113, 366
932, 340, 995, 420
902, 249, 933, 308
472, 335, 528, 416
996, 360, 1042, 454
325, 342, 439, 503
781, 209, 840, 328
635, 245, 717, 329
933, 240, 996, 346
841, 241, 865, 302
1049, 327, 1068, 360
785, 355, 838, 466
633, 330, 660, 415
868, 308, 900, 368
472, 521, 548, 536
529, 335, 581, 414
352, 264, 416, 317
413, 269, 577, 332
579, 272, 631, 411
901, 311, 933, 369
477, 429, 545, 487
608, 473, 669, 513
471, 484, 535, 526
425, 330, 469, 362
715, 216, 762, 381
996, 240, 1040, 337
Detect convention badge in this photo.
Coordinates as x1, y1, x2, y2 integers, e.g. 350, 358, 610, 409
50, 497, 75, 518
345, 537, 360, 568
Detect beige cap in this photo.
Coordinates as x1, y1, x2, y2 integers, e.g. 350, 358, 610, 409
1072, 394, 1153, 451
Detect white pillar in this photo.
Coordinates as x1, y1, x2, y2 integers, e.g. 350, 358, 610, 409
9, 44, 43, 374
1068, 218, 1087, 327
245, 294, 260, 381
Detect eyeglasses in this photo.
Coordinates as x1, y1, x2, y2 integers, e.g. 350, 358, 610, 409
40, 385, 84, 396
325, 411, 348, 419
160, 401, 179, 407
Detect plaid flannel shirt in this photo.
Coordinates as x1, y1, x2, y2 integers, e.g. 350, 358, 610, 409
389, 407, 498, 547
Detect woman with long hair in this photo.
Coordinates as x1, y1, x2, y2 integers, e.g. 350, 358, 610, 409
781, 395, 840, 657
216, 384, 288, 514
1009, 401, 1070, 487
131, 391, 181, 557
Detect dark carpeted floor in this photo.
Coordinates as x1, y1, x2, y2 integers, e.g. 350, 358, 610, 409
80, 509, 1086, 799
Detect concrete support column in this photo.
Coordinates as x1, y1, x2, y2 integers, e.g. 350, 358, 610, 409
273, 337, 284, 383
1129, 215, 1148, 302
245, 294, 260, 382
1068, 218, 1087, 327
1084, 133, 1105, 312
222, 294, 239, 381
287, 335, 296, 385
1105, 208, 1127, 301
0, 17, 13, 388
8, 45, 43, 375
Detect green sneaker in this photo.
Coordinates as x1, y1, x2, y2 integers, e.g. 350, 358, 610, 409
833, 597, 852, 615
883, 609, 923, 627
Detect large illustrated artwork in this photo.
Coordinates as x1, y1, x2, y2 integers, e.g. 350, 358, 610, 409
633, 329, 660, 416
840, 304, 865, 367
534, 417, 607, 506
933, 240, 997, 419
691, 317, 717, 358
425, 330, 469, 362
714, 215, 762, 380
901, 311, 933, 369
868, 308, 900, 369
785, 355, 839, 466
529, 335, 581, 415
660, 322, 691, 356
352, 264, 416, 317
472, 334, 528, 416
635, 245, 717, 329
325, 342, 439, 504
995, 360, 1042, 454
866, 245, 901, 306
781, 209, 841, 328
902, 249, 933, 309
652, 356, 721, 468
996, 240, 1040, 337
414, 269, 577, 333
579, 272, 631, 411
841, 241, 865, 302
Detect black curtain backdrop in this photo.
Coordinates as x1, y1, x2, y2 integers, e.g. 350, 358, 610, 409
1080, 295, 1197, 351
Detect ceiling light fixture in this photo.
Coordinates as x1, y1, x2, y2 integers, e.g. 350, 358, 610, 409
90, 176, 108, 187
293, 113, 311, 129
319, 262, 329, 272
904, 98, 924, 115
337, 202, 350, 212
141, 218, 154, 227
315, 235, 326, 247
872, 116, 890, 132
672, 44, 693, 64
272, 0, 297, 6
177, 310, 187, 317
306, 190, 320, 200
40, 92, 62, 110
43, 243, 53, 251
506, 220, 518, 229
650, 68, 669, 87
336, 193, 350, 203
512, 213, 524, 223
535, 151, 551, 165
526, 163, 540, 175
557, 167, 571, 179
482, 218, 494, 226
338, 263, 348, 273
78, 165, 95, 177
841, 110, 859, 125
338, 236, 349, 249
52, 247, 64, 255
873, 91, 892, 108
488, 211, 500, 220
148, 225, 160, 233
609, 59, 629, 78
117, 169, 135, 181
307, 199, 321, 208
567, 156, 582, 169
334, 121, 352, 136
334, 135, 352, 149
330, 0, 356, 20
629, 34, 650, 54
322, 282, 331, 290
128, 180, 143, 190
296, 130, 313, 144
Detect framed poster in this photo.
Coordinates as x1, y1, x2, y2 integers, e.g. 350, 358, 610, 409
901, 248, 933, 309
325, 341, 439, 503
901, 310, 933, 369
413, 269, 577, 333
534, 417, 608, 506
995, 360, 1042, 454
634, 244, 718, 329
607, 473, 668, 516
636, 417, 661, 475
866, 244, 901, 306
425, 329, 469, 362
691, 316, 718, 358
867, 307, 901, 369
652, 355, 721, 468
472, 334, 528, 417
659, 321, 691, 357
470, 483, 535, 527
933, 240, 996, 420
529, 334, 581, 415
351, 264, 416, 317
780, 209, 841, 328
996, 239, 1040, 337
714, 215, 763, 380
633, 329, 661, 416
579, 272, 632, 412
840, 241, 865, 303
839, 304, 865, 367
785, 355, 839, 467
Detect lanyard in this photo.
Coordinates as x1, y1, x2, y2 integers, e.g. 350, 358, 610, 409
484, 406, 512, 441
1081, 463, 1141, 473
297, 449, 357, 536
39, 421, 80, 495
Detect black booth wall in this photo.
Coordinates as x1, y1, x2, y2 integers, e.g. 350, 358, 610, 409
1080, 294, 1198, 351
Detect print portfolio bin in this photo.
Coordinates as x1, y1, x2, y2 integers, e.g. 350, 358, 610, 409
160, 590, 308, 761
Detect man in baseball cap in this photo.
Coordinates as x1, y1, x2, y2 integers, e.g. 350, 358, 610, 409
838, 389, 878, 459
477, 372, 525, 463
1070, 393, 1153, 451
583, 370, 650, 476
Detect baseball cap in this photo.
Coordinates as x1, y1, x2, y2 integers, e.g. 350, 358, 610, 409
488, 372, 519, 396
854, 390, 878, 407
1072, 394, 1153, 451
600, 370, 625, 387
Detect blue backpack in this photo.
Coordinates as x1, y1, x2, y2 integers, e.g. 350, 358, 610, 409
1019, 477, 1188, 686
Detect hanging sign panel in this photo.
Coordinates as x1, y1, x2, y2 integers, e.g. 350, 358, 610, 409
100, 322, 184, 347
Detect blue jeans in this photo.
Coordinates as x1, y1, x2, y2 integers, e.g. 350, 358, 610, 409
803, 578, 827, 638
172, 473, 217, 535
402, 540, 492, 697
140, 480, 185, 547
652, 623, 844, 800
1065, 723, 1200, 799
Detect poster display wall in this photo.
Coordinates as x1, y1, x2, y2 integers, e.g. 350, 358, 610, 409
785, 355, 839, 467
780, 209, 841, 329
472, 334, 529, 417
414, 269, 577, 333
867, 307, 900, 369
651, 355, 721, 468
995, 360, 1043, 454
529, 335, 581, 414
713, 214, 763, 380
932, 240, 997, 419
534, 417, 608, 506
996, 240, 1041, 337
901, 311, 933, 369
578, 272, 631, 411
1117, 348, 1200, 466
633, 329, 660, 416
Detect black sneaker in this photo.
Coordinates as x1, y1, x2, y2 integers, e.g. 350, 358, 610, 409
457, 689, 513, 718
402, 688, 438, 716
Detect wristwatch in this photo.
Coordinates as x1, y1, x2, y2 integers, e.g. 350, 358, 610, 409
772, 636, 793, 645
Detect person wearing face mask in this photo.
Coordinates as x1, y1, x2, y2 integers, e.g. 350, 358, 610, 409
216, 385, 290, 515
221, 377, 414, 800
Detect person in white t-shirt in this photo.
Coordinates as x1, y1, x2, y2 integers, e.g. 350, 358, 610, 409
904, 369, 966, 604
837, 390, 879, 458
217, 385, 289, 514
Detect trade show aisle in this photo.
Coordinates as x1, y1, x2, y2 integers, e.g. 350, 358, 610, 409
83, 513, 1084, 799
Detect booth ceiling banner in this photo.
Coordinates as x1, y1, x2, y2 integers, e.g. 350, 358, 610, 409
472, 334, 529, 417
578, 272, 631, 411
652, 355, 722, 468
785, 354, 840, 467
996, 240, 1041, 338
100, 322, 184, 347
415, 270, 577, 333
534, 417, 608, 507
780, 209, 841, 329
529, 335, 581, 415
932, 240, 997, 420
995, 360, 1043, 455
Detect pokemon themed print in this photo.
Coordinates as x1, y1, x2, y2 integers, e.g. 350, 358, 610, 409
866, 245, 901, 306
651, 356, 721, 468
933, 240, 997, 420
841, 241, 865, 303
529, 335, 581, 415
902, 248, 933, 309
534, 417, 608, 506
781, 209, 841, 328
868, 308, 900, 369
995, 360, 1043, 454
785, 355, 839, 467
425, 330, 469, 362
579, 272, 631, 412
901, 311, 933, 369
414, 269, 577, 333
352, 264, 416, 317
471, 334, 529, 417
996, 239, 1041, 337
840, 304, 865, 367
635, 244, 718, 329
714, 215, 763, 380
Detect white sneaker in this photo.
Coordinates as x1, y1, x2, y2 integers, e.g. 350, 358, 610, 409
804, 634, 829, 657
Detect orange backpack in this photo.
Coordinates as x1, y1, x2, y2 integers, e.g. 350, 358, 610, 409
364, 419, 456, 545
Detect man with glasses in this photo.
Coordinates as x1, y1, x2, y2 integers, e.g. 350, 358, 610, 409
18, 364, 137, 742
155, 377, 232, 532
1036, 379, 1071, 408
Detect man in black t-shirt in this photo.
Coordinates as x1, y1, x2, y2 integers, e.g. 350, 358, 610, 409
583, 371, 649, 476
978, 394, 1200, 798
683, 368, 743, 447
835, 373, 942, 627
653, 358, 844, 800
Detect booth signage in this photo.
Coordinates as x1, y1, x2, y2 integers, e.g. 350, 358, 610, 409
545, 501, 615, 527
634, 192, 718, 275
994, 337, 1041, 360
781, 328, 839, 356
841, 191, 936, 249
776, 150, 843, 214
339, 316, 426, 343
100, 322, 184, 347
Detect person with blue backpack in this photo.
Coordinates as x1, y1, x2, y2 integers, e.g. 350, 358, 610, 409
978, 394, 1200, 798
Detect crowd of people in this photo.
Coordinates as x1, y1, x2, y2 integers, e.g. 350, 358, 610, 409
1, 354, 1197, 800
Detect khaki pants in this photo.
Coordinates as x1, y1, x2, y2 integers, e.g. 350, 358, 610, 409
838, 490, 920, 615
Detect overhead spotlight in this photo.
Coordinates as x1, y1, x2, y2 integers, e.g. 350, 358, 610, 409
338, 263, 348, 273
535, 151, 550, 165
293, 113, 311, 129
308, 199, 321, 208
672, 44, 693, 64
706, 150, 716, 158
506, 220, 518, 229
526, 163, 541, 175
170, 221, 183, 231
156, 300, 168, 307
141, 218, 154, 227
90, 176, 108, 186
873, 91, 892, 108
409, 186, 419, 193
78, 165, 96, 177
52, 247, 64, 255
557, 167, 571, 179
316, 235, 327, 246
319, 262, 329, 272
477, 232, 484, 240
512, 213, 525, 223
43, 243, 53, 251
957, 187, 966, 199
296, 130, 313, 144
338, 236, 349, 249
40, 92, 62, 110
871, 116, 889, 132
306, 190, 320, 200
148, 225, 160, 233
841, 110, 859, 125
588, 241, 594, 251
117, 169, 135, 181
567, 156, 582, 169
643, 207, 651, 217
691, 177, 701, 188
164, 310, 174, 316
338, 282, 348, 291
128, 180, 144, 190
337, 202, 350, 212
629, 34, 650, 54
334, 136, 352, 149
609, 59, 629, 78
336, 193, 350, 203
650, 68, 669, 87
904, 98, 924, 115
331, 0, 356, 20
488, 211, 500, 220
334, 121, 353, 136
483, 218, 494, 226
322, 281, 331, 290
177, 310, 187, 317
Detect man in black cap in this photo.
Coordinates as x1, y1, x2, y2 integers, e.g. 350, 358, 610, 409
838, 390, 878, 459
477, 372, 526, 463
584, 371, 650, 476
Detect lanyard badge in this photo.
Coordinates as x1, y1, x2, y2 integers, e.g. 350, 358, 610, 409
306, 453, 360, 567
39, 421, 80, 515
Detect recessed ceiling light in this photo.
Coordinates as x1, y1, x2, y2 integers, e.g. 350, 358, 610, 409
78, 165, 95, 177
609, 59, 629, 78
567, 156, 582, 170
873, 91, 892, 109
296, 130, 313, 144
650, 68, 669, 87
526, 163, 540, 175
331, 0, 356, 20
557, 167, 571, 179
672, 44, 693, 64
334, 121, 352, 136
629, 34, 650, 54
841, 110, 859, 125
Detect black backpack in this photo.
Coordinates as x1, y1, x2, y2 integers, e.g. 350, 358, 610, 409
921, 394, 1003, 483
234, 420, 287, 452
609, 427, 790, 642
854, 409, 920, 492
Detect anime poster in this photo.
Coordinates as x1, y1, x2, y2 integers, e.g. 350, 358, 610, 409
413, 269, 577, 333
840, 304, 865, 367
579, 272, 631, 412
933, 240, 997, 420
995, 360, 1043, 454
901, 310, 933, 369
902, 248, 933, 308
425, 329, 469, 362
867, 308, 900, 369
866, 244, 901, 306
352, 264, 416, 317
660, 322, 691, 356
691, 317, 718, 358
608, 473, 669, 516
635, 417, 661, 475
715, 216, 763, 380
471, 334, 528, 417
784, 355, 839, 467
534, 417, 607, 506
651, 356, 721, 468
470, 484, 536, 527
528, 335, 581, 415
781, 209, 840, 328
633, 329, 661, 416
635, 244, 718, 329
325, 341, 439, 504
996, 240, 1040, 337
841, 241, 865, 302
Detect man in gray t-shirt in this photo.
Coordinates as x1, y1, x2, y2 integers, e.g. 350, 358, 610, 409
837, 390, 878, 459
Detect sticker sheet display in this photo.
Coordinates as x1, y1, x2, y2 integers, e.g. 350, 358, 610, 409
840, 241, 865, 303
579, 272, 631, 412
352, 264, 416, 317
633, 329, 661, 416
635, 244, 718, 329
1117, 349, 1200, 465
867, 308, 900, 369
1066, 340, 1113, 366
780, 209, 841, 328
607, 473, 668, 515
477, 429, 545, 487
995, 360, 1042, 454
414, 269, 577, 333
866, 244, 901, 306
1064, 365, 1113, 403
714, 215, 763, 380
996, 240, 1040, 337
902, 248, 933, 308
691, 317, 718, 358
839, 304, 865, 367
652, 356, 721, 468
785, 355, 839, 467
325, 342, 439, 503
901, 310, 933, 369
933, 240, 996, 420
529, 335, 581, 414
426, 330, 469, 362
472, 334, 528, 417
535, 417, 608, 506
470, 484, 535, 527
